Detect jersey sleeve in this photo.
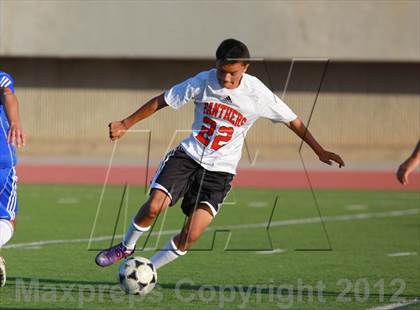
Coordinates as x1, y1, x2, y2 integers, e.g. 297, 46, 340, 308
164, 71, 206, 109
255, 79, 297, 123
0, 72, 15, 93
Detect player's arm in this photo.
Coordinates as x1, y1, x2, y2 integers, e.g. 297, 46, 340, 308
287, 117, 344, 168
396, 139, 420, 185
109, 93, 168, 141
0, 87, 26, 147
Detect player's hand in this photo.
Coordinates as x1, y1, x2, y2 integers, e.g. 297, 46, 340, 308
108, 121, 128, 141
396, 164, 409, 185
7, 122, 26, 148
396, 158, 418, 185
318, 150, 345, 168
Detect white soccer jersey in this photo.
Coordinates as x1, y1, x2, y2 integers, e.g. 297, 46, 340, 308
164, 69, 297, 175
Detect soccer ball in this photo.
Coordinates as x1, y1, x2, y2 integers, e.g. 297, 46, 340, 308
118, 256, 157, 296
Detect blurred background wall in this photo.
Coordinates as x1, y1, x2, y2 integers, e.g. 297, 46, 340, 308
0, 0, 419, 169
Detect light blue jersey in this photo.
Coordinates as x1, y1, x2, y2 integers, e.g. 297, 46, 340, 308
0, 71, 18, 221
0, 71, 17, 168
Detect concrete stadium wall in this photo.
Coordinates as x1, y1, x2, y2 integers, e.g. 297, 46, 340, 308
1, 58, 419, 167
0, 1, 419, 61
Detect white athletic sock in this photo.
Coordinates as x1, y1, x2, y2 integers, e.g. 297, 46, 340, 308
150, 236, 187, 269
0, 220, 13, 248
122, 221, 150, 250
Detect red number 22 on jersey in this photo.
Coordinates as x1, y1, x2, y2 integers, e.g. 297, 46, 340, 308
196, 116, 234, 150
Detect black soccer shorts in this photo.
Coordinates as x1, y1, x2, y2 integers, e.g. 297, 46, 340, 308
150, 146, 233, 217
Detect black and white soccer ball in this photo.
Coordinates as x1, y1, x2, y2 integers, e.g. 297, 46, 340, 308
118, 256, 157, 296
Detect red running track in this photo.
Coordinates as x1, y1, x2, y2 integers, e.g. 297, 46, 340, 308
15, 165, 420, 191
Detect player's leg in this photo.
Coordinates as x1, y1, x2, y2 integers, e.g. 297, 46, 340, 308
95, 146, 197, 267
150, 204, 214, 269
95, 189, 171, 267
0, 219, 14, 248
175, 205, 214, 251
0, 256, 5, 287
150, 169, 233, 270
0, 167, 18, 287
122, 189, 171, 250
0, 220, 14, 288
121, 146, 198, 250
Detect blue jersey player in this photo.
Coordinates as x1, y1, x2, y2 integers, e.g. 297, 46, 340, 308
0, 71, 25, 287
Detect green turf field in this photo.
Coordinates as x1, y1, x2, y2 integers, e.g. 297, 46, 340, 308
0, 184, 419, 309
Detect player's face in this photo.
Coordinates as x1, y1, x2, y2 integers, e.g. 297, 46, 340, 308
216, 62, 249, 89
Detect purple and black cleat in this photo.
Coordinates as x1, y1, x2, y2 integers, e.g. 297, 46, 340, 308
95, 243, 134, 267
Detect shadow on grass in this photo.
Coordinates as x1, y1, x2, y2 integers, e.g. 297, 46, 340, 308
7, 276, 115, 287
0, 308, 55, 310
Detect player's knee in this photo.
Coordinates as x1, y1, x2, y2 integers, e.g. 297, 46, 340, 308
146, 197, 169, 219
187, 228, 202, 244
146, 204, 160, 219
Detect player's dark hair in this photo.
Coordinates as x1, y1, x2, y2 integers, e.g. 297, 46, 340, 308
216, 39, 250, 65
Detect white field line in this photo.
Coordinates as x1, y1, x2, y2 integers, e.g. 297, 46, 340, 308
57, 197, 80, 204
256, 248, 287, 255
4, 208, 419, 250
345, 204, 368, 211
247, 201, 269, 208
368, 298, 420, 310
387, 252, 418, 257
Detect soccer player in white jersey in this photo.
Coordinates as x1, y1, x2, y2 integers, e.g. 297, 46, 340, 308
0, 71, 26, 287
95, 39, 345, 269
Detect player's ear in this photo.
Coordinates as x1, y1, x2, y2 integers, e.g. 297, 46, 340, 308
243, 64, 250, 73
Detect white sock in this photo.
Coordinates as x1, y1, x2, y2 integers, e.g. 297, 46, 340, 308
122, 221, 150, 250
0, 220, 13, 248
150, 236, 187, 269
